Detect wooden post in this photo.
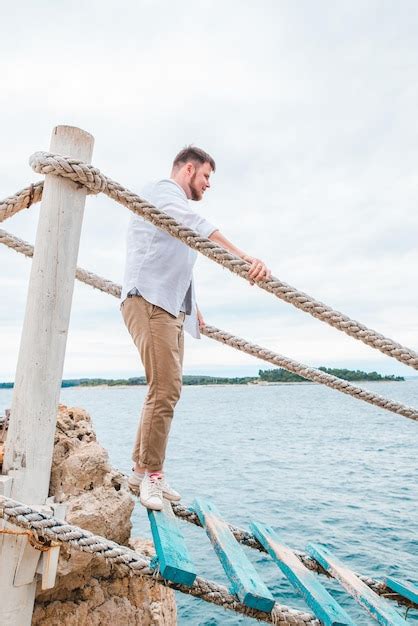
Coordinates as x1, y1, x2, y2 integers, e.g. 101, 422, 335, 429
0, 125, 94, 624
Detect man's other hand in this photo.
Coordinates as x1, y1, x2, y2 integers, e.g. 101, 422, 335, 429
196, 306, 206, 329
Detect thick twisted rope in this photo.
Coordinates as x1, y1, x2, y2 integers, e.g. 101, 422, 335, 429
0, 497, 318, 625
0, 177, 99, 225
1, 226, 417, 423
21, 150, 418, 370
0, 182, 43, 223
0, 229, 121, 298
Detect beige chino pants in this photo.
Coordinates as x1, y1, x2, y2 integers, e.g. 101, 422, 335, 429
121, 296, 185, 472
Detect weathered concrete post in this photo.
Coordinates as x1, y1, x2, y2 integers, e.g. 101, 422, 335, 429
0, 125, 94, 624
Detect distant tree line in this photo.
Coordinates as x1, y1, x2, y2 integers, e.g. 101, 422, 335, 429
62, 377, 147, 387
258, 369, 306, 382
182, 375, 256, 385
258, 368, 405, 382
317, 367, 404, 382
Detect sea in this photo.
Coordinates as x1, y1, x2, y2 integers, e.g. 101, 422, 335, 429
1, 381, 417, 625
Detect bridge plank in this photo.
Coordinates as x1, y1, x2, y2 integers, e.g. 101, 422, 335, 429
251, 522, 355, 626
192, 498, 275, 612
307, 543, 408, 626
386, 577, 418, 605
147, 499, 196, 586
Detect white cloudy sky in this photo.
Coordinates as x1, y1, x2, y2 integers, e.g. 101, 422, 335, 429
1, 1, 417, 380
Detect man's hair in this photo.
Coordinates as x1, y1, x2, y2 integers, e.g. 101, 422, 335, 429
173, 145, 216, 172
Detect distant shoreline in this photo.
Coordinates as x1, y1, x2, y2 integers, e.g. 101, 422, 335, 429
0, 366, 408, 391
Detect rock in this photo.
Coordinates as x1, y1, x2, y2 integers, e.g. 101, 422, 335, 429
32, 404, 176, 625
33, 570, 176, 626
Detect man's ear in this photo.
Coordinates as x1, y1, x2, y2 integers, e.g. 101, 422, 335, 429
185, 162, 195, 176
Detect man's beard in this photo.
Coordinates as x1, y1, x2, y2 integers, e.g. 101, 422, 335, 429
189, 172, 202, 201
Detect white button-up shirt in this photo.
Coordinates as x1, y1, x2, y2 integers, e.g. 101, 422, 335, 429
121, 178, 217, 338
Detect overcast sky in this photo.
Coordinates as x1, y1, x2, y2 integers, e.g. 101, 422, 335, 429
1, 1, 418, 380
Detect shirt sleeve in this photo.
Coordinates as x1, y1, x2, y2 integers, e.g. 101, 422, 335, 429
154, 180, 217, 239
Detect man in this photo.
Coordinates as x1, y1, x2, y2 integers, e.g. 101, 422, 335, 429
121, 146, 270, 510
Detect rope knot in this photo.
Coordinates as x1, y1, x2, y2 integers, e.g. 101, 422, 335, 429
29, 151, 107, 194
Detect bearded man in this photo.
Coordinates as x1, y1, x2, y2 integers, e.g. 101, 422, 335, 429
121, 146, 270, 510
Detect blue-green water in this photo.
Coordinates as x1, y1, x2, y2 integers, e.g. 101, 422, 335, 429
1, 381, 417, 624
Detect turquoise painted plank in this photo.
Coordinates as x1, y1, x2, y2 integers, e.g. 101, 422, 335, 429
386, 577, 418, 605
251, 522, 355, 626
148, 499, 196, 586
307, 543, 408, 626
192, 498, 275, 612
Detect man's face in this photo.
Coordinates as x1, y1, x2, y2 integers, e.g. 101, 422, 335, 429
189, 161, 212, 201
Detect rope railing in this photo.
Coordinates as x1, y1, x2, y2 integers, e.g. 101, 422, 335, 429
0, 181, 43, 223
24, 150, 418, 370
0, 152, 418, 369
0, 496, 319, 625
1, 226, 417, 423
2, 153, 418, 370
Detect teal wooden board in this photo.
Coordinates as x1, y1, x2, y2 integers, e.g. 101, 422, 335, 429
148, 499, 196, 586
192, 498, 275, 612
386, 577, 418, 605
251, 522, 355, 626
307, 543, 408, 626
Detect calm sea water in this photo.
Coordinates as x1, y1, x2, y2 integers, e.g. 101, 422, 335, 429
1, 381, 417, 625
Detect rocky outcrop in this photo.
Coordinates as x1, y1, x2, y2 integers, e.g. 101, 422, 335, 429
32, 405, 176, 626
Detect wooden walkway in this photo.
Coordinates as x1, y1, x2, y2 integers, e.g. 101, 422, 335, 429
146, 498, 416, 626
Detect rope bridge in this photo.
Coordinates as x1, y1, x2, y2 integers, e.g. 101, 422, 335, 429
1, 139, 417, 625
0, 494, 416, 625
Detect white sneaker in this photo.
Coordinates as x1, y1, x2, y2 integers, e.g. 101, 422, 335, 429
129, 470, 182, 502
140, 472, 163, 511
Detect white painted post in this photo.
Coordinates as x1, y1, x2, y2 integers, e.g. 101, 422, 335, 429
0, 125, 94, 624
